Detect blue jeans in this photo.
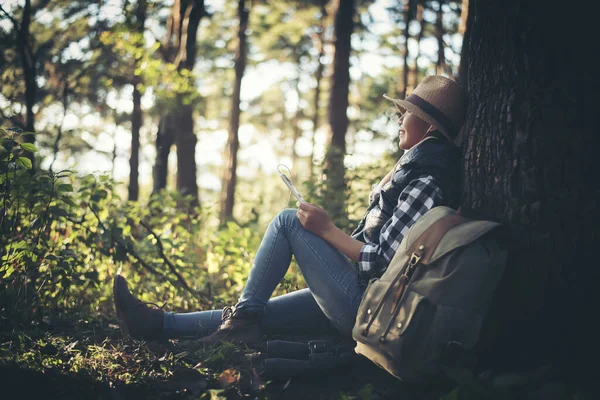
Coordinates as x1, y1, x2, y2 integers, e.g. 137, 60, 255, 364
164, 209, 364, 338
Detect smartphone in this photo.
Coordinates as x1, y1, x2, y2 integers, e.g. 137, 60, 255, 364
279, 173, 304, 202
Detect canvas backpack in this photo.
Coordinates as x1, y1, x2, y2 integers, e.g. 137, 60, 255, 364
352, 206, 508, 384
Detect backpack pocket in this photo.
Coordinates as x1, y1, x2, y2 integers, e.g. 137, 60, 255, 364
354, 279, 391, 333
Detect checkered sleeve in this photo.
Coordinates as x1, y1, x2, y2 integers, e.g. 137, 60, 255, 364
357, 176, 443, 279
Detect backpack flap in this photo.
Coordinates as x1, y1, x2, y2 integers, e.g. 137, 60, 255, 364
399, 206, 501, 265
427, 219, 501, 264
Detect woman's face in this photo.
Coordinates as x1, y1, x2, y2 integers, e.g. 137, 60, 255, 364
397, 111, 432, 150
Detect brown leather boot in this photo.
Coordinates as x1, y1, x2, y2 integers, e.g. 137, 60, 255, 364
113, 274, 166, 341
198, 306, 262, 345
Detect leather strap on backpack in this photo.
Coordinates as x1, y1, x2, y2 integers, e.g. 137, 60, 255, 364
407, 214, 468, 264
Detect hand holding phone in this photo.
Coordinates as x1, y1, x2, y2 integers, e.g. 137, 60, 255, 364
279, 173, 304, 202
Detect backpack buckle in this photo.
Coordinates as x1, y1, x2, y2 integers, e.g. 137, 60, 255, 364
409, 252, 422, 266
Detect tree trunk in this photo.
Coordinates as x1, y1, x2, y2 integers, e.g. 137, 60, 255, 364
291, 73, 303, 181
411, 3, 424, 89
220, 0, 249, 222
310, 0, 327, 181
153, 116, 175, 194
400, 0, 415, 98
175, 103, 197, 199
128, 0, 147, 201
434, 2, 446, 75
129, 84, 142, 201
153, 0, 203, 202
16, 0, 36, 165
461, 0, 597, 373
323, 0, 354, 227
174, 1, 202, 203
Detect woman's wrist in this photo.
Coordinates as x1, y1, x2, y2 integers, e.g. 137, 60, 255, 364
320, 222, 337, 240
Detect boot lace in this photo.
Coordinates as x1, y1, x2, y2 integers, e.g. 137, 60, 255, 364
221, 306, 235, 322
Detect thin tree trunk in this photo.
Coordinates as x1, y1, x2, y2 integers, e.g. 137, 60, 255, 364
323, 0, 355, 226
16, 0, 36, 168
310, 0, 327, 181
291, 73, 303, 181
411, 4, 424, 89
111, 127, 118, 180
129, 85, 142, 201
128, 0, 147, 201
461, 0, 597, 374
400, 0, 415, 98
221, 0, 249, 222
435, 2, 447, 75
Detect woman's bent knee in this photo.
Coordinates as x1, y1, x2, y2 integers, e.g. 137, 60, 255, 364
273, 208, 300, 228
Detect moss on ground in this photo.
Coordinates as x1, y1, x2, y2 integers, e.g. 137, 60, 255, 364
0, 317, 596, 400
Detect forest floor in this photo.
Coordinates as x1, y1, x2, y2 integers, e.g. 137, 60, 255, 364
0, 316, 596, 400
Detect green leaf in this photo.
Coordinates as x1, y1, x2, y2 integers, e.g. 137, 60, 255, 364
50, 206, 68, 217
2, 265, 15, 279
17, 157, 32, 170
60, 196, 77, 207
57, 183, 73, 193
20, 143, 38, 152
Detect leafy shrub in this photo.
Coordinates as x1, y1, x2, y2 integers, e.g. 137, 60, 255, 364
0, 128, 268, 324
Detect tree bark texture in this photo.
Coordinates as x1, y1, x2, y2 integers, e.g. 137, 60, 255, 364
220, 0, 249, 222
461, 0, 598, 371
323, 0, 354, 226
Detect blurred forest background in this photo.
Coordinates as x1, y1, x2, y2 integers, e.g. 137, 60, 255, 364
0, 0, 466, 319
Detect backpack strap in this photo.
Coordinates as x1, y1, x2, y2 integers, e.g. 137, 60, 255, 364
407, 214, 468, 265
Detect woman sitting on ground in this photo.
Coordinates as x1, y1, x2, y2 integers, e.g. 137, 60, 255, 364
114, 75, 467, 344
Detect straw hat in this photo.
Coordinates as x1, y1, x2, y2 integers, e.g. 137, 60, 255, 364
383, 75, 467, 141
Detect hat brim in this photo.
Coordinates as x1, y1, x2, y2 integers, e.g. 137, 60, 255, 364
383, 94, 453, 141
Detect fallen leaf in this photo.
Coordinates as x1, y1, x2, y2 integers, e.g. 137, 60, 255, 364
218, 368, 240, 389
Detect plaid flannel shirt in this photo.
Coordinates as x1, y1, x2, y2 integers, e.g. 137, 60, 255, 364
357, 175, 443, 279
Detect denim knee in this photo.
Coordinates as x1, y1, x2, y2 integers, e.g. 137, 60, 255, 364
272, 208, 300, 230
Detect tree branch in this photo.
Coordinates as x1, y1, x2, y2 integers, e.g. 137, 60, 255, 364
138, 219, 197, 297
0, 5, 19, 29
88, 204, 167, 280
